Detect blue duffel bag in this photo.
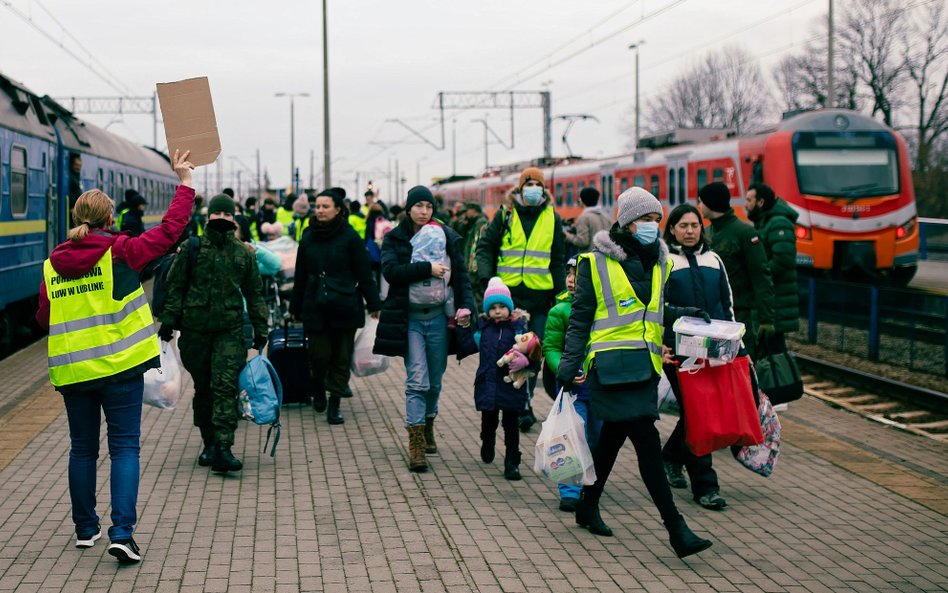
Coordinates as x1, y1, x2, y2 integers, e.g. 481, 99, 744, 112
238, 355, 283, 456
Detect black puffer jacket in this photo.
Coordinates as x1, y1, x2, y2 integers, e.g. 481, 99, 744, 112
373, 218, 474, 358
290, 214, 381, 331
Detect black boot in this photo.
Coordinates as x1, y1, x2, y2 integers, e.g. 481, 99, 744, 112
504, 450, 522, 481
211, 443, 243, 473
312, 390, 327, 413
575, 491, 613, 537
327, 395, 344, 425
518, 406, 536, 432
480, 412, 498, 463
665, 516, 712, 558
197, 442, 215, 467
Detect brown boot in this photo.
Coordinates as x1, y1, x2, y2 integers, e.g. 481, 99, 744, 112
407, 425, 428, 472
424, 417, 438, 455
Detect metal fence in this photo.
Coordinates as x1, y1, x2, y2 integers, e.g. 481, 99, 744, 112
919, 218, 948, 261
800, 277, 948, 377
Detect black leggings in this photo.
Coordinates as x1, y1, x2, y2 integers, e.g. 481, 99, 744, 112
582, 418, 681, 524
481, 410, 521, 459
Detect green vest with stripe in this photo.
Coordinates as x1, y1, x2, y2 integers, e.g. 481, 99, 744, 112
292, 216, 310, 242
276, 207, 295, 236
44, 249, 159, 387
581, 251, 670, 375
115, 207, 130, 232
497, 206, 554, 290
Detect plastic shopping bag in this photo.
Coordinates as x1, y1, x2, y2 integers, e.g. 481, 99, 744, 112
533, 389, 596, 486
143, 337, 186, 409
657, 371, 679, 415
735, 392, 781, 477
351, 317, 390, 377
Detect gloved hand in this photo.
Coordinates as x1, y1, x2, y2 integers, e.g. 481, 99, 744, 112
158, 324, 174, 342
757, 323, 776, 340
683, 307, 712, 323
252, 334, 268, 351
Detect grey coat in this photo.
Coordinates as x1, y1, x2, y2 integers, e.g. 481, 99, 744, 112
565, 206, 613, 253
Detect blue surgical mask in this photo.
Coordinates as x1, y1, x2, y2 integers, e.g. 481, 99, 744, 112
634, 221, 660, 244
521, 186, 544, 205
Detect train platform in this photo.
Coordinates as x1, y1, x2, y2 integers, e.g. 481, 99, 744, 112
0, 337, 945, 593
910, 259, 948, 294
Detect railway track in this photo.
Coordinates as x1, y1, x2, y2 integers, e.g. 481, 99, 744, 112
794, 353, 948, 441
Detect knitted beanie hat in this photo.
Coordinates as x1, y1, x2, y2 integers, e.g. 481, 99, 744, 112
698, 181, 732, 213
518, 167, 544, 190
207, 193, 236, 217
616, 187, 662, 228
483, 276, 514, 313
292, 194, 310, 216
405, 185, 436, 211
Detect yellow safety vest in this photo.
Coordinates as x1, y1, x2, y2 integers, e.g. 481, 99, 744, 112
581, 251, 670, 375
293, 216, 310, 242
44, 249, 159, 387
115, 207, 129, 231
497, 206, 554, 290
276, 207, 295, 236
349, 214, 366, 240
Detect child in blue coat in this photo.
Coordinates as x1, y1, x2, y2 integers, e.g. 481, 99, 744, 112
471, 277, 539, 480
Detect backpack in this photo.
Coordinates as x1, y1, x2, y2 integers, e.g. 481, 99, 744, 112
237, 355, 283, 456
151, 236, 200, 317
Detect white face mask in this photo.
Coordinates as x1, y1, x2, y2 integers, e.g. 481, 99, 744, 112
522, 186, 544, 205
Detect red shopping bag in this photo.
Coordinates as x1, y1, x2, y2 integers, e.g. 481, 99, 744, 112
677, 356, 763, 457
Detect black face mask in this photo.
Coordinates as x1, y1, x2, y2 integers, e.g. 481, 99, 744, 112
207, 218, 236, 233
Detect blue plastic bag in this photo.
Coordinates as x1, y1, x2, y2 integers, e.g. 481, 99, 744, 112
238, 355, 283, 456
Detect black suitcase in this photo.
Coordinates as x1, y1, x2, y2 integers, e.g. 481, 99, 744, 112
267, 322, 318, 405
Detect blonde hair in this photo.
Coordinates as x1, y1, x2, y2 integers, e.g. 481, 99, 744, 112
68, 190, 114, 241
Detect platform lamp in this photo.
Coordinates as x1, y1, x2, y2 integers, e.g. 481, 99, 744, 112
275, 92, 310, 195
628, 40, 645, 149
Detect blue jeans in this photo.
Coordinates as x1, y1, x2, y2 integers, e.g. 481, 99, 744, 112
405, 316, 448, 426
557, 397, 603, 501
61, 376, 143, 541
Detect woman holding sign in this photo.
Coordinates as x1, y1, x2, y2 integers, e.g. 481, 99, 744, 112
35, 150, 196, 564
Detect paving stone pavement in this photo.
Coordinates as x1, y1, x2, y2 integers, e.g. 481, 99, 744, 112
0, 342, 945, 593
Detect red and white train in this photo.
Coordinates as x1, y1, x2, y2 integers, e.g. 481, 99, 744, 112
433, 109, 919, 284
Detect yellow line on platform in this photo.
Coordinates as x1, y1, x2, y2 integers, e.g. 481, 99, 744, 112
781, 416, 948, 516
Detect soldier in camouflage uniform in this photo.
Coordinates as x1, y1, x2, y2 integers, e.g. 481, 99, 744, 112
158, 194, 268, 473
697, 182, 775, 361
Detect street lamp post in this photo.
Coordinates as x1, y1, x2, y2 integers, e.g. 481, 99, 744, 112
322, 0, 332, 187
275, 92, 310, 194
628, 40, 645, 149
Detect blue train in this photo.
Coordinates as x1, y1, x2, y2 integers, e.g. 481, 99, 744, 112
0, 72, 178, 352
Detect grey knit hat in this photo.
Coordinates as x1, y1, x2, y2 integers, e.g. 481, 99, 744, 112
616, 187, 662, 227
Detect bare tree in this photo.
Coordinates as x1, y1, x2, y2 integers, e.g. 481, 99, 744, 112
840, 0, 908, 126
773, 18, 860, 113
903, 3, 948, 172
645, 45, 770, 135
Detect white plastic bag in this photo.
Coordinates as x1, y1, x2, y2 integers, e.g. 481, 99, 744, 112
657, 371, 679, 415
351, 317, 390, 377
533, 389, 596, 486
143, 336, 186, 409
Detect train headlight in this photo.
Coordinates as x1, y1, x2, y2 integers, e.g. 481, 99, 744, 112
795, 225, 812, 240
895, 218, 915, 240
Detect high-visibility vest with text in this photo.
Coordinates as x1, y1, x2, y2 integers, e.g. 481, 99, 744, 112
44, 249, 159, 386
581, 251, 670, 375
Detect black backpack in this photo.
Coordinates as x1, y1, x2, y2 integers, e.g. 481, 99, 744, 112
151, 236, 200, 317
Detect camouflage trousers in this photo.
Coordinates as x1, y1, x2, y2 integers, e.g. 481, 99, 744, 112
178, 326, 247, 445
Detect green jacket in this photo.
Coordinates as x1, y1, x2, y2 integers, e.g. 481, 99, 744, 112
541, 290, 572, 374
160, 224, 268, 336
750, 198, 799, 333
707, 209, 775, 327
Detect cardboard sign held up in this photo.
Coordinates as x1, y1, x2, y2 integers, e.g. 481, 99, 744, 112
157, 77, 221, 166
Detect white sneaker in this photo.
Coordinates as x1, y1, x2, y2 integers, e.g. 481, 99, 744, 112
75, 525, 102, 548
772, 403, 789, 412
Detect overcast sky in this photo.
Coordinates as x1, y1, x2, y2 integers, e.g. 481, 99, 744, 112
1, 0, 831, 201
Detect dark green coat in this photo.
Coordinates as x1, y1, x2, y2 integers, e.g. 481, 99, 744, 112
159, 224, 268, 337
750, 198, 799, 333
707, 210, 775, 328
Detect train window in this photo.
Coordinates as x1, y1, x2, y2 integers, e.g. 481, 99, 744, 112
620, 177, 629, 193
578, 181, 585, 191
98, 168, 104, 190
11, 146, 28, 216
650, 174, 660, 197
712, 168, 724, 181
697, 169, 708, 190
678, 168, 686, 203
667, 170, 675, 204
634, 174, 645, 188
566, 183, 573, 206
109, 170, 115, 197
555, 183, 563, 205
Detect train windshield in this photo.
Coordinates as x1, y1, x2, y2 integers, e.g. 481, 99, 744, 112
792, 131, 899, 198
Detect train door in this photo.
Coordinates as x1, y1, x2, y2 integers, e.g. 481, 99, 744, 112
666, 159, 688, 208
44, 144, 59, 253
599, 169, 615, 207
